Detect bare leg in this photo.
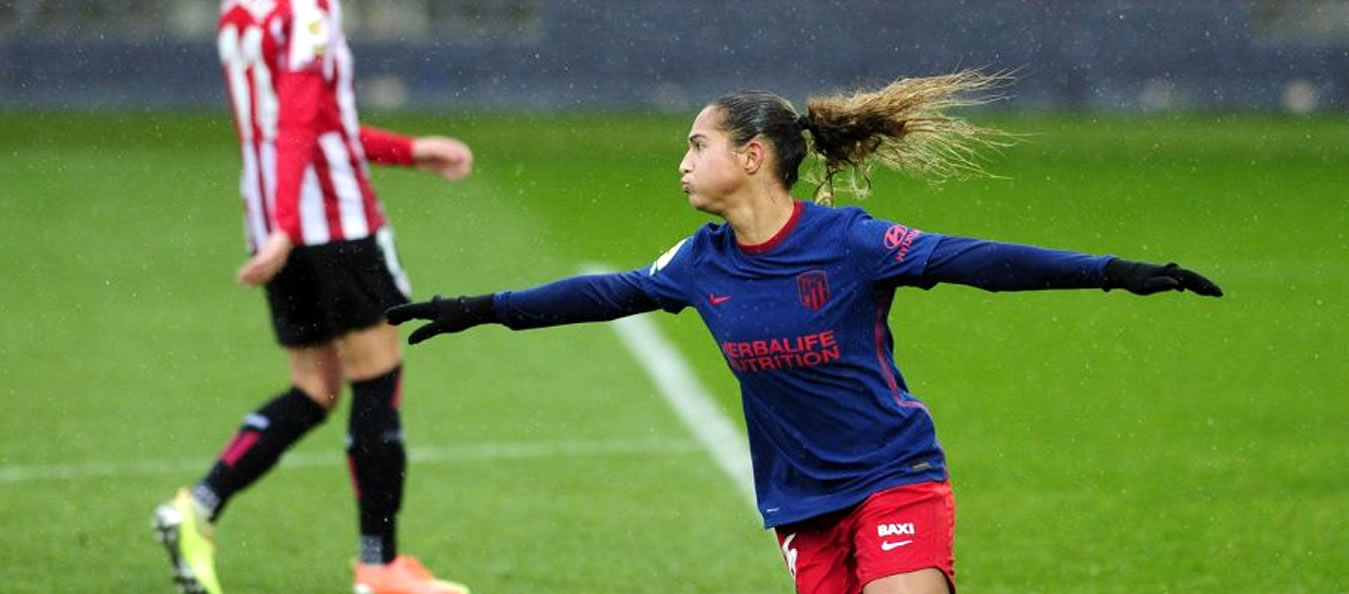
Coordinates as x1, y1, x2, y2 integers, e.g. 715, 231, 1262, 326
284, 342, 344, 410
337, 322, 402, 381
863, 568, 951, 594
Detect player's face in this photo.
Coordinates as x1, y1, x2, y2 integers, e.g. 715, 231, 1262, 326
679, 105, 748, 215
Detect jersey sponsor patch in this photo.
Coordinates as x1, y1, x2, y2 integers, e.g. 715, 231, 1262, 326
649, 237, 688, 276
877, 522, 915, 537
882, 223, 921, 262
721, 330, 841, 373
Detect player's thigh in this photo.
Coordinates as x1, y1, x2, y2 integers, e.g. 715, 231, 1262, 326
861, 568, 950, 594
284, 342, 343, 409
337, 322, 401, 381
320, 231, 409, 381
263, 250, 344, 406
265, 245, 342, 348
322, 230, 409, 334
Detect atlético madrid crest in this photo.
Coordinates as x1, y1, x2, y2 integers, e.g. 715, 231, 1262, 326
796, 270, 830, 311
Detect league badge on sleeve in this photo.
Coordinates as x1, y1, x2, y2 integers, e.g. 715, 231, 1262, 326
649, 238, 689, 276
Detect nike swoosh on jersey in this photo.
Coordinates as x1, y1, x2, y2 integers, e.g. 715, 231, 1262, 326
709, 294, 732, 305
880, 540, 913, 551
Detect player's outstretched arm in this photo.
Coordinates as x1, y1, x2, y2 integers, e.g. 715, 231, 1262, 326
1102, 259, 1223, 297
387, 272, 666, 346
360, 126, 473, 181
915, 236, 1223, 297
387, 295, 495, 345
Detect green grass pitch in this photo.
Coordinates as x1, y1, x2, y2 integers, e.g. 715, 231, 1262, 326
0, 111, 1344, 593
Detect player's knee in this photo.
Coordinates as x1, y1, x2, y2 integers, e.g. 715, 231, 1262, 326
292, 376, 342, 411
337, 324, 402, 380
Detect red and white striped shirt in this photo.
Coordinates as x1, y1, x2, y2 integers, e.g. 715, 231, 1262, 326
218, 0, 414, 251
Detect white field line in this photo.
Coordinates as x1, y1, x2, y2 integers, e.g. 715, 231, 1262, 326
0, 438, 699, 484
581, 263, 757, 511
4, 263, 756, 514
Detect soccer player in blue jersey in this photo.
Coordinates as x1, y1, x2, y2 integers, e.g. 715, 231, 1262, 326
387, 71, 1222, 594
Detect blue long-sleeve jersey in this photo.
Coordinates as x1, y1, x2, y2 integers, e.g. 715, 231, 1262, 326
492, 201, 1110, 528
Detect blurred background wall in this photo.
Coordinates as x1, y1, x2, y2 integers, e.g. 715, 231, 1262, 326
1, 0, 1346, 112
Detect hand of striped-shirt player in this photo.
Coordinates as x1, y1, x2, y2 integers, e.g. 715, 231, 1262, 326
412, 136, 474, 182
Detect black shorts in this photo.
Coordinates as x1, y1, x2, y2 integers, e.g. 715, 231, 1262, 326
264, 229, 411, 347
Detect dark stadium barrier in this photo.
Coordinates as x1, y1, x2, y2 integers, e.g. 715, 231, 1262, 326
1, 0, 1345, 111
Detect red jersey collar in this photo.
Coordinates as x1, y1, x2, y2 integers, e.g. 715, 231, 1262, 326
737, 201, 805, 254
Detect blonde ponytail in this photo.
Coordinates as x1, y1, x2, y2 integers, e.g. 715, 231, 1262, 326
802, 70, 1015, 205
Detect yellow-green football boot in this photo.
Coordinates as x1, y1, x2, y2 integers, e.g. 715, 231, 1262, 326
153, 488, 222, 594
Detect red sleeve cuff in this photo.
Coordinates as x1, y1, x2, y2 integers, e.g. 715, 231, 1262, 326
360, 126, 415, 166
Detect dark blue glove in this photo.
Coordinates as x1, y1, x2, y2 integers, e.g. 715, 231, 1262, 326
1103, 259, 1223, 297
385, 294, 496, 344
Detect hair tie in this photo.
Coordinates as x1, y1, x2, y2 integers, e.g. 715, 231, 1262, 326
795, 113, 816, 133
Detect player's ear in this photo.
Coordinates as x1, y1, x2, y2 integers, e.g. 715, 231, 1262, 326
742, 138, 766, 174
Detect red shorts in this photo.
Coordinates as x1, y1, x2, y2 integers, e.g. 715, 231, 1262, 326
774, 481, 956, 594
